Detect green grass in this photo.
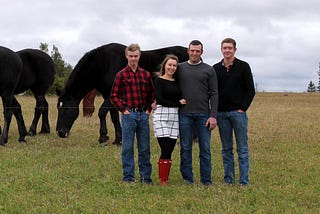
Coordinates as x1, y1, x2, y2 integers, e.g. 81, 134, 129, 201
0, 93, 319, 213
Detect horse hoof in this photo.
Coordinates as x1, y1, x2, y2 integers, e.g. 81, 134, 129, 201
1, 138, 8, 145
99, 135, 110, 144
99, 141, 109, 147
28, 131, 36, 136
112, 140, 122, 146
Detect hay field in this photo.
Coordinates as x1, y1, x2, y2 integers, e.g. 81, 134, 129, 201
0, 93, 319, 213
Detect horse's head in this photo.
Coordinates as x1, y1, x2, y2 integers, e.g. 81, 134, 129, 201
56, 91, 79, 138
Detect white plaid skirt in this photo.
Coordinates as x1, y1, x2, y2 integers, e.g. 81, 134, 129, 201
152, 105, 179, 139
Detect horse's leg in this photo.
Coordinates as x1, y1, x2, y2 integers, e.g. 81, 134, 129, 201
98, 100, 109, 146
28, 95, 42, 136
39, 96, 50, 134
0, 96, 14, 145
11, 97, 27, 142
110, 108, 122, 145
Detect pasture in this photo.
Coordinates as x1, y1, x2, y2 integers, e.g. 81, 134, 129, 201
0, 93, 319, 213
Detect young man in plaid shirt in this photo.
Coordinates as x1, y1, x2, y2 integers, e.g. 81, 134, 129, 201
110, 43, 154, 184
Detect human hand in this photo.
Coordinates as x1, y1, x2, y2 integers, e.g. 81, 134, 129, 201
151, 101, 157, 111
205, 117, 217, 131
123, 110, 130, 115
179, 99, 187, 105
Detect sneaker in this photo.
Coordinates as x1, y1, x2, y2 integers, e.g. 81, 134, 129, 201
202, 182, 212, 187
183, 179, 194, 185
224, 182, 235, 186
141, 181, 153, 185
123, 180, 135, 184
240, 184, 248, 188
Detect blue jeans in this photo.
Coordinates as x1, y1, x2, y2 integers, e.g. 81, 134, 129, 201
217, 111, 250, 185
179, 113, 212, 184
121, 112, 152, 183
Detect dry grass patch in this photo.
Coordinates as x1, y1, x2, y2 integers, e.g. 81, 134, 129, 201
0, 93, 319, 213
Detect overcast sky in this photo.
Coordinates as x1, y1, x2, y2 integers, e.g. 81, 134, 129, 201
1, 0, 320, 92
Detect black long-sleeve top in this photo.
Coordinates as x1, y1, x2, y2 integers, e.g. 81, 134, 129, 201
154, 77, 182, 107
213, 57, 255, 112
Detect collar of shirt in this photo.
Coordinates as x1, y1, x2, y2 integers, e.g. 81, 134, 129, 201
222, 59, 235, 71
188, 60, 202, 65
125, 65, 141, 73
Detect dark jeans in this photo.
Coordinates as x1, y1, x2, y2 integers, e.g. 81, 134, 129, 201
121, 112, 152, 183
179, 113, 212, 185
217, 111, 250, 185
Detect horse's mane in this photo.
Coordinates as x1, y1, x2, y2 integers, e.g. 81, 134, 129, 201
61, 43, 127, 100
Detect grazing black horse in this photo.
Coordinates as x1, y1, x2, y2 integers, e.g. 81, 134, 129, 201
15, 49, 55, 136
0, 48, 55, 146
0, 46, 23, 145
56, 43, 188, 145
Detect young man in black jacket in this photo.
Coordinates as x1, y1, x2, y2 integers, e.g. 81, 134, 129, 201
213, 38, 255, 187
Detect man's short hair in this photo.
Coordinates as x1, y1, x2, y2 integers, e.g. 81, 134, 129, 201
221, 38, 236, 48
125, 43, 141, 54
188, 40, 203, 52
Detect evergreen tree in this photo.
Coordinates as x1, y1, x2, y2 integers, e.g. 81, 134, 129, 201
39, 43, 73, 94
39, 43, 49, 53
317, 63, 320, 92
51, 45, 72, 78
307, 81, 316, 92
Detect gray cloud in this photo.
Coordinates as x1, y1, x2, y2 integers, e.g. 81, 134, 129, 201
1, 0, 320, 92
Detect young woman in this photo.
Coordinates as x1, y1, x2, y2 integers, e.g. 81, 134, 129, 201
152, 54, 186, 185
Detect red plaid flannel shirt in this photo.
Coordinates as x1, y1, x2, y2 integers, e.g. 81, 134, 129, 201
110, 65, 154, 112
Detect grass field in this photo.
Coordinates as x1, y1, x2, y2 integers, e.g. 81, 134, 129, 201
0, 93, 319, 213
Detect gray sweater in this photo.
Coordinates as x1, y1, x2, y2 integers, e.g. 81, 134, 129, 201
177, 61, 218, 118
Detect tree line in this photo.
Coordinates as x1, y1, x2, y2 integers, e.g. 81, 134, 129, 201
38, 42, 73, 95
307, 62, 320, 92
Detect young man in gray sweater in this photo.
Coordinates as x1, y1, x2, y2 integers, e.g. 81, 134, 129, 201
177, 40, 218, 186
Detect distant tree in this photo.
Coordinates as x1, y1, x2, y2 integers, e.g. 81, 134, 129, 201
51, 45, 72, 78
307, 81, 316, 92
39, 43, 73, 94
317, 62, 320, 92
39, 43, 49, 53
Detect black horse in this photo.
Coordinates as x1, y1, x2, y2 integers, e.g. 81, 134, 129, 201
56, 43, 188, 145
0, 46, 23, 145
0, 48, 55, 146
15, 49, 55, 136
